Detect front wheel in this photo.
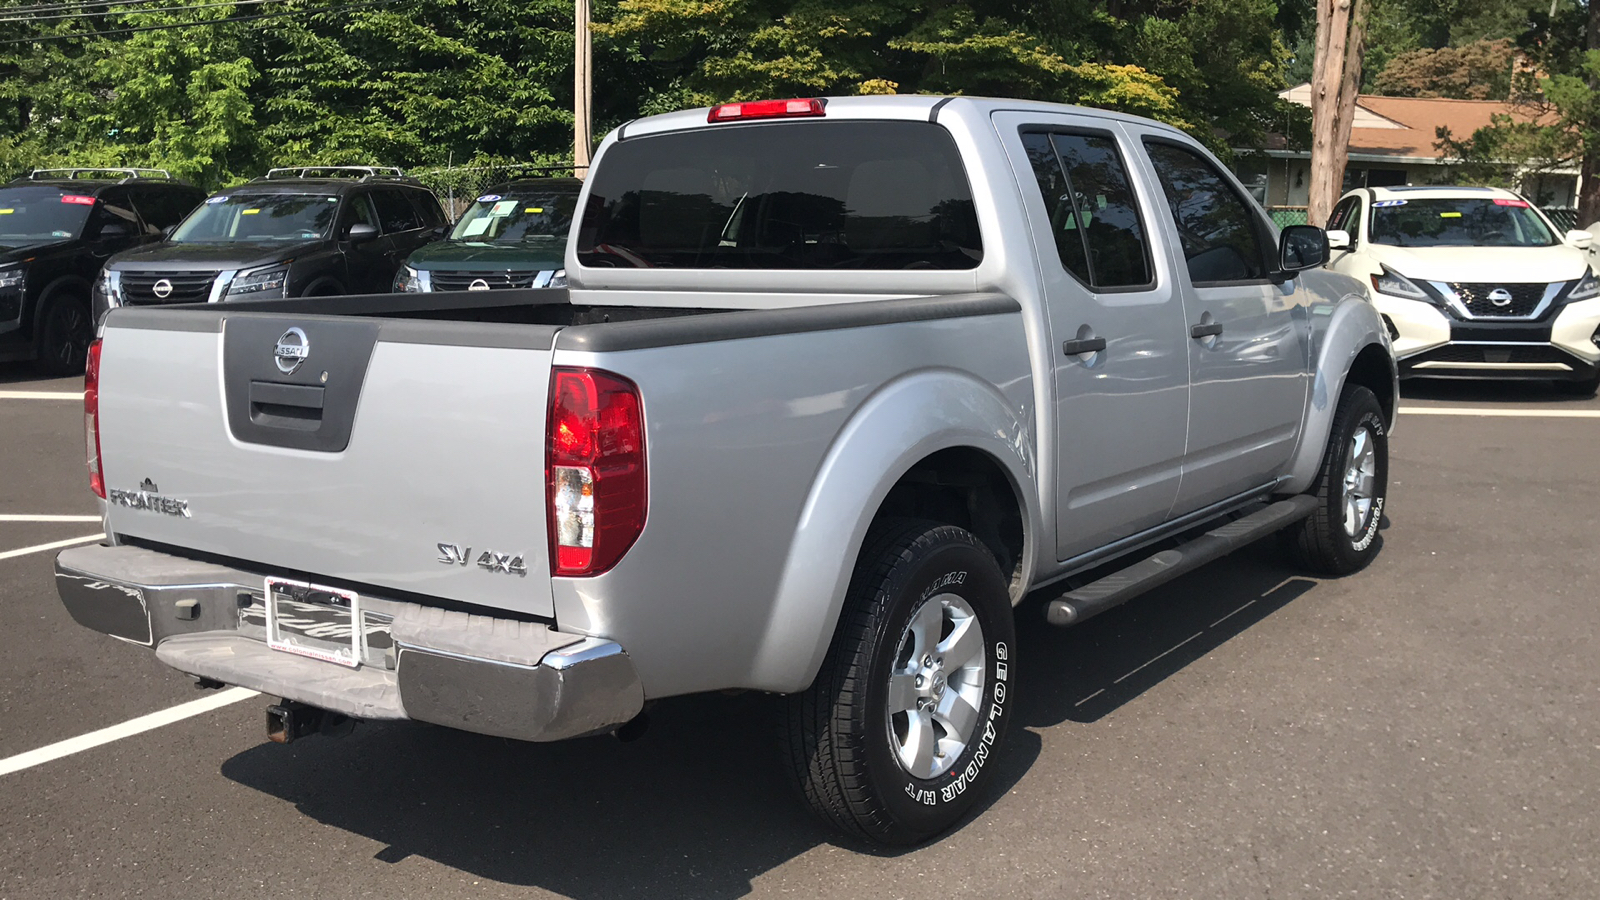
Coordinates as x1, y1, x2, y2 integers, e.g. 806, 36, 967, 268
34, 294, 93, 376
783, 519, 1016, 845
1283, 385, 1389, 575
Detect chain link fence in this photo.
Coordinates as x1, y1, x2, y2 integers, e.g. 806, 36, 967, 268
407, 164, 588, 220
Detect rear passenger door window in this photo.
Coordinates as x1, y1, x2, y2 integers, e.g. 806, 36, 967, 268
372, 189, 421, 233
1020, 130, 1153, 290
130, 187, 202, 234
1142, 141, 1270, 284
84, 188, 141, 241
407, 191, 445, 229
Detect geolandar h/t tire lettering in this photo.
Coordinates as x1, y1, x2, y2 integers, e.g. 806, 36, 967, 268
784, 518, 1016, 845
1285, 384, 1389, 576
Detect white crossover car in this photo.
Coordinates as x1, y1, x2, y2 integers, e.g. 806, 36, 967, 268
1326, 186, 1599, 394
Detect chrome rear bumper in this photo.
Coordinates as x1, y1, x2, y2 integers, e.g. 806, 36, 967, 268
54, 543, 643, 742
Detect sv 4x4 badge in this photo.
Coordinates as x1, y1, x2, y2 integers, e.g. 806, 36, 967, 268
437, 542, 527, 576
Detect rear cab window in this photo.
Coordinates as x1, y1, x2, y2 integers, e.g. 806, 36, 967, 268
576, 120, 982, 270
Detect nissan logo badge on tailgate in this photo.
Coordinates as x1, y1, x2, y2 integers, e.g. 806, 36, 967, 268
274, 327, 310, 374
152, 278, 173, 298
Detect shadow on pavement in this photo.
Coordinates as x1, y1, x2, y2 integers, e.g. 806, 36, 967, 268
220, 543, 1321, 896
1015, 542, 1319, 728
0, 360, 79, 387
1400, 378, 1592, 405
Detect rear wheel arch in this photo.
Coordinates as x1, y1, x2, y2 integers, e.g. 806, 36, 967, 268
871, 446, 1028, 598
747, 370, 1038, 695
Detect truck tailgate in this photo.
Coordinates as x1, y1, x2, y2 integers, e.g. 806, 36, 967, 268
96, 311, 559, 618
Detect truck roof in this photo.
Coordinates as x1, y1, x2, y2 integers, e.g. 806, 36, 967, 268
614, 95, 1194, 141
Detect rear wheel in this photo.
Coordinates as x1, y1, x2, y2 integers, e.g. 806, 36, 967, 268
34, 293, 92, 376
783, 519, 1016, 845
1283, 385, 1388, 575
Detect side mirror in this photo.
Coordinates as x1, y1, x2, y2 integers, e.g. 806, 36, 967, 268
1278, 224, 1329, 275
1565, 229, 1593, 251
345, 222, 380, 243
161, 224, 177, 240
1326, 229, 1352, 251
96, 222, 133, 241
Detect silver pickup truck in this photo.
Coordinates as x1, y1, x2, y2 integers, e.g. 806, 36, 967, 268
57, 96, 1395, 845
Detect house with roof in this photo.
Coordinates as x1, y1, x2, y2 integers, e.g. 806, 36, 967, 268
1236, 84, 1580, 216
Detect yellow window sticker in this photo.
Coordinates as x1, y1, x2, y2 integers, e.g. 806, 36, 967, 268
525, 207, 544, 214
242, 209, 261, 215
1439, 212, 1462, 218
0, 209, 12, 214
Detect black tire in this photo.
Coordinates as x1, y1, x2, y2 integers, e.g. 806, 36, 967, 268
1284, 385, 1388, 576
783, 519, 1016, 845
34, 293, 93, 376
1553, 372, 1600, 397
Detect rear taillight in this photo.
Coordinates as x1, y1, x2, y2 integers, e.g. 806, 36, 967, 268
85, 338, 104, 498
707, 98, 826, 123
546, 367, 646, 576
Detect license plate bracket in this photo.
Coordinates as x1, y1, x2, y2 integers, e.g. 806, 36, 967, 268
264, 577, 364, 668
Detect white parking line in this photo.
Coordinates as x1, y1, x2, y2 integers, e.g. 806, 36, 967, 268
0, 515, 101, 523
1400, 406, 1600, 418
0, 687, 259, 778
0, 390, 82, 400
0, 533, 104, 562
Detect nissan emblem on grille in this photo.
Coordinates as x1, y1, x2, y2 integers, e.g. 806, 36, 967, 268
468, 278, 491, 291
1488, 288, 1514, 307
274, 327, 310, 375
151, 278, 173, 299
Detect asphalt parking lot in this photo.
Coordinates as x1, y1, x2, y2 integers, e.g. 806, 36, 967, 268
1, 362, 1596, 900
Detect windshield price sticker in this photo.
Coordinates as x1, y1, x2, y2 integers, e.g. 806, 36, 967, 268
489, 200, 518, 217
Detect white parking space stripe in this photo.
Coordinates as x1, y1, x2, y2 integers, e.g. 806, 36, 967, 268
0, 533, 104, 561
0, 515, 101, 523
1400, 406, 1600, 418
0, 390, 82, 400
0, 687, 259, 778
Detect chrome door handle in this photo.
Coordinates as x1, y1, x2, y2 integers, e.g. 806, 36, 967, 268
1062, 337, 1107, 355
1190, 321, 1224, 339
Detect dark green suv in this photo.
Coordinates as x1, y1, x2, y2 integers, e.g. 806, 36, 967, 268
0, 168, 205, 373
394, 178, 579, 292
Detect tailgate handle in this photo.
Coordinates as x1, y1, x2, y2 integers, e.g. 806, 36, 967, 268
249, 380, 325, 431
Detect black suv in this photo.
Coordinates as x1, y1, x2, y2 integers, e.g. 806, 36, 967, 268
0, 168, 205, 374
97, 166, 446, 319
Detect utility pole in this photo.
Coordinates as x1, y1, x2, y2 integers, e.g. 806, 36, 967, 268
574, 0, 593, 178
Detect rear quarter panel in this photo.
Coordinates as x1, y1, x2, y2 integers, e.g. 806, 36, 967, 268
550, 306, 1035, 698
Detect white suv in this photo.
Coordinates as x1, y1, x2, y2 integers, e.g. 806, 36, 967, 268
1326, 186, 1599, 395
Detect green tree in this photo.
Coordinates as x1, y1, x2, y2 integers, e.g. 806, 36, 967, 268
1373, 38, 1517, 98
